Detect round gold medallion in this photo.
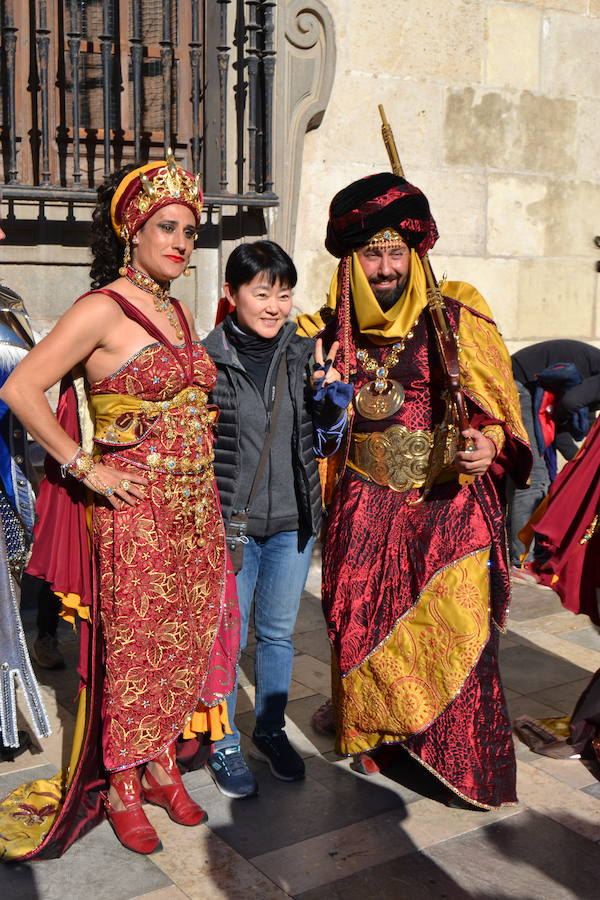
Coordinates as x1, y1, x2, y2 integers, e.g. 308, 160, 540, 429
354, 379, 405, 420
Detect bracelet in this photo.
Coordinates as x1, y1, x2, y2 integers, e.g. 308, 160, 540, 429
60, 447, 81, 478
61, 447, 95, 481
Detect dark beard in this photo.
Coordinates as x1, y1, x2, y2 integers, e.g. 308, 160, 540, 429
371, 282, 405, 311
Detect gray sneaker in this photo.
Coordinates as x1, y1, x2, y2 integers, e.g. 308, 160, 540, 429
207, 747, 259, 799
31, 634, 65, 669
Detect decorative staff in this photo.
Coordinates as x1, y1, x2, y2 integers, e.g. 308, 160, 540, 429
378, 104, 475, 453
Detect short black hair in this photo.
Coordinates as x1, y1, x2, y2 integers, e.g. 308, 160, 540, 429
224, 240, 297, 291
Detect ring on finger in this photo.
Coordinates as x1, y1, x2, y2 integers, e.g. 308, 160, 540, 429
118, 479, 131, 491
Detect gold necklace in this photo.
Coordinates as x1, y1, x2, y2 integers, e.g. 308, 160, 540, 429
354, 317, 420, 420
125, 265, 184, 340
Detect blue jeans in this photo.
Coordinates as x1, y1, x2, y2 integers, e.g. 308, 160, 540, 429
507, 381, 551, 565
215, 530, 314, 750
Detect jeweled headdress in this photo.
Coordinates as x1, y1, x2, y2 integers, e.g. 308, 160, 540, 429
325, 172, 438, 259
363, 228, 408, 251
110, 149, 203, 245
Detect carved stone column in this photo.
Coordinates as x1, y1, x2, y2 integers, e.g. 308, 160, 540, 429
272, 1, 336, 253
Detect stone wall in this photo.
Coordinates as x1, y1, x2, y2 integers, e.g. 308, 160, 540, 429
292, 0, 600, 353
3, 1, 599, 354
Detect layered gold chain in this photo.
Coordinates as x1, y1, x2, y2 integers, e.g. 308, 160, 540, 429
125, 265, 184, 340
355, 315, 420, 392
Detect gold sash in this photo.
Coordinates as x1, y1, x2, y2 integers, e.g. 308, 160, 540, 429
92, 385, 210, 446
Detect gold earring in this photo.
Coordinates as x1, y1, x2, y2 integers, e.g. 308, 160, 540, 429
183, 267, 191, 277
118, 238, 131, 277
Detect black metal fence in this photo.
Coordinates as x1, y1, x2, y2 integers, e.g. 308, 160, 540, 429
0, 0, 278, 207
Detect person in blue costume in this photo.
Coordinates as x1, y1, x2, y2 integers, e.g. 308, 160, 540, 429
0, 211, 51, 761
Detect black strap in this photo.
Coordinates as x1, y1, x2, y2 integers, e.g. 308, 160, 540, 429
245, 353, 287, 513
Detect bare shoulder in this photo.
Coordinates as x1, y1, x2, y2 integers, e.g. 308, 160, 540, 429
73, 287, 124, 317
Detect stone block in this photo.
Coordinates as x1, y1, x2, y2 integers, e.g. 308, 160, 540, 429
0, 817, 172, 900
293, 247, 345, 318
575, 98, 600, 180
592, 0, 600, 14
528, 0, 589, 10
0, 263, 91, 325
488, 176, 547, 257
488, 175, 600, 259
425, 808, 600, 899
444, 87, 577, 175
0, 244, 90, 265
486, 4, 541, 91
408, 168, 487, 257
343, 0, 485, 84
311, 73, 445, 173
517, 259, 594, 339
432, 254, 520, 339
541, 11, 600, 98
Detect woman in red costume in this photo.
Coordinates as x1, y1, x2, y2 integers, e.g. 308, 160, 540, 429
516, 415, 600, 762
0, 155, 239, 859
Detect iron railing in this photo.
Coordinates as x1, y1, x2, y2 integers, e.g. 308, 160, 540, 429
0, 0, 278, 207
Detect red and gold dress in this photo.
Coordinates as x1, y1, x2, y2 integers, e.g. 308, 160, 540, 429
0, 293, 239, 860
91, 337, 231, 770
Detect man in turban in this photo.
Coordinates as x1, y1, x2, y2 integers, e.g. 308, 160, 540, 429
298, 172, 531, 809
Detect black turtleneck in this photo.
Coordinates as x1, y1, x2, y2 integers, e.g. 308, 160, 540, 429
223, 314, 284, 394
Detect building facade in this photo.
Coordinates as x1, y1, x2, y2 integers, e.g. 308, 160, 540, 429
1, 1, 599, 352
293, 0, 600, 353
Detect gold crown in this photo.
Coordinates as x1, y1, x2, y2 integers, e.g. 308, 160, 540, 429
112, 148, 203, 241
136, 149, 202, 218
363, 228, 407, 250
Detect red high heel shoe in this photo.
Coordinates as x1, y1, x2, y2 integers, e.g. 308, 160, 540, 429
103, 768, 162, 854
143, 742, 207, 826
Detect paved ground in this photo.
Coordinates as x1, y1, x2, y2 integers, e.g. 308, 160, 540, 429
3, 553, 600, 899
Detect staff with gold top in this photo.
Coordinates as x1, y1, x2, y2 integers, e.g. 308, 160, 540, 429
297, 113, 532, 810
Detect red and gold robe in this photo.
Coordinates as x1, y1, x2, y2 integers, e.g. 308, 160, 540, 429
299, 256, 530, 809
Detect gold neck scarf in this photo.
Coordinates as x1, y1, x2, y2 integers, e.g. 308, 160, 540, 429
324, 249, 429, 346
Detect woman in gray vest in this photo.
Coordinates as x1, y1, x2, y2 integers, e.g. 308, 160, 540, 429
203, 241, 349, 798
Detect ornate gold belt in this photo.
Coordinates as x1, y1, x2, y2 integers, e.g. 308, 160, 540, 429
347, 425, 457, 492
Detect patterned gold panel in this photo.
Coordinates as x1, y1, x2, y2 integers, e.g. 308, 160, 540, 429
335, 547, 491, 755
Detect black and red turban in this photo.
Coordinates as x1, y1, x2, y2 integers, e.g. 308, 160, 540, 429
325, 172, 439, 259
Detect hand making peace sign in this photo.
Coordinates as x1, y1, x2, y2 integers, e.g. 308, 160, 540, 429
310, 339, 344, 391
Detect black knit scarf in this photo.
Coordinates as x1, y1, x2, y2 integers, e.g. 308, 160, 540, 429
223, 314, 284, 394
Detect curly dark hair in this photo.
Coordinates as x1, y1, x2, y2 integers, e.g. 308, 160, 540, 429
89, 163, 139, 289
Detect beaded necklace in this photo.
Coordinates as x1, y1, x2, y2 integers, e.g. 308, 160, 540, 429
354, 314, 420, 420
124, 264, 184, 341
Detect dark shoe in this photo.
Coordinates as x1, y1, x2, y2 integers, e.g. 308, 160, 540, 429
31, 634, 65, 669
207, 746, 259, 799
0, 730, 32, 762
250, 729, 305, 781
143, 742, 207, 826
104, 769, 162, 855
